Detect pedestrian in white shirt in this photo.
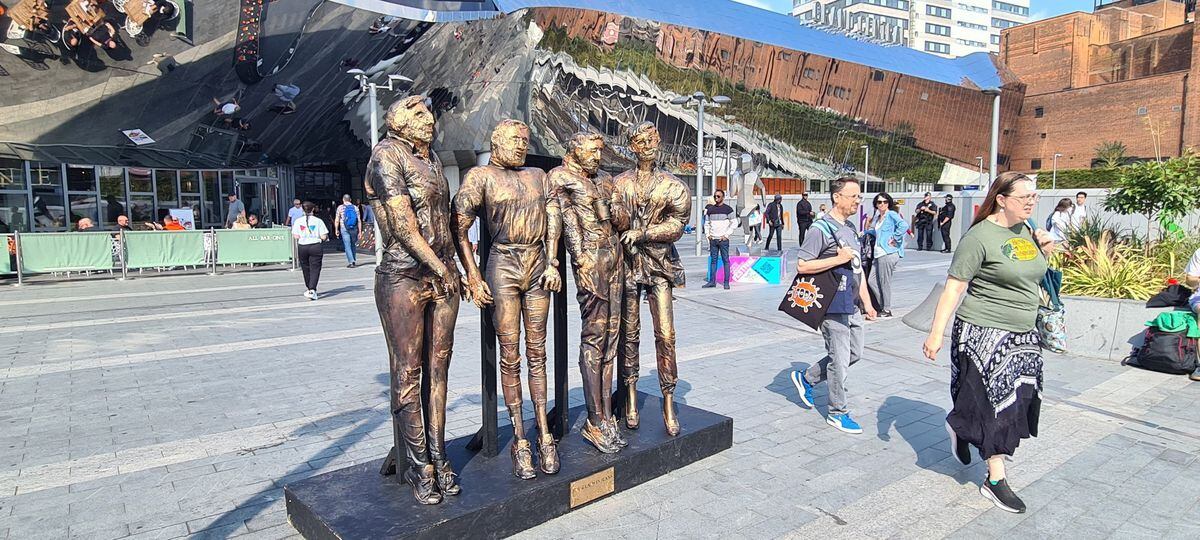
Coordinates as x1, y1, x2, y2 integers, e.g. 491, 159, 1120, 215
1048, 198, 1073, 244
291, 201, 329, 300
1069, 192, 1088, 229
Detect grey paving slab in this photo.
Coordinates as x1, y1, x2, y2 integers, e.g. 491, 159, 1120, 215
1, 246, 1198, 539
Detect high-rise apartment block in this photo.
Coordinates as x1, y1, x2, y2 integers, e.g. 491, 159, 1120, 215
792, 0, 1030, 57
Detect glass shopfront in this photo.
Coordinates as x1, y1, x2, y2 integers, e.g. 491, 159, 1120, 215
0, 161, 285, 232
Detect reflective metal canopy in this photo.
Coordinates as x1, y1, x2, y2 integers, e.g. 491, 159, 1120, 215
335, 0, 1003, 89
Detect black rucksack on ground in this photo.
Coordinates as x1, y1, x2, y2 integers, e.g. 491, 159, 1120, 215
1129, 327, 1198, 375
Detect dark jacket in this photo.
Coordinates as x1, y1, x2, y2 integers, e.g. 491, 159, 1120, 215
795, 199, 813, 224
765, 201, 783, 227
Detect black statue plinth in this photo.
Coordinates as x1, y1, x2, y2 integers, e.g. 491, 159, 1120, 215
284, 393, 732, 540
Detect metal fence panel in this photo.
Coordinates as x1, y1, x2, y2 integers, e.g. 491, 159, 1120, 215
19, 232, 116, 273
215, 229, 293, 265
125, 231, 207, 269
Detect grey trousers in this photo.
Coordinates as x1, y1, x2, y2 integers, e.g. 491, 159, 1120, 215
869, 252, 899, 312
804, 311, 864, 416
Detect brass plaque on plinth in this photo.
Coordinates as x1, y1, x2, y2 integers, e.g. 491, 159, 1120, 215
569, 467, 615, 508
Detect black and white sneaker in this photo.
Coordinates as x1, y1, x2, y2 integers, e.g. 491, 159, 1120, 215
980, 478, 1026, 513
947, 422, 971, 465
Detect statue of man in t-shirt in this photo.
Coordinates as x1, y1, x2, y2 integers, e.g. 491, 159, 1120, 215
365, 95, 463, 506
453, 119, 563, 480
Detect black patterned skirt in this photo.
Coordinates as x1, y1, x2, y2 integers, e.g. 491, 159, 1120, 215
947, 318, 1043, 459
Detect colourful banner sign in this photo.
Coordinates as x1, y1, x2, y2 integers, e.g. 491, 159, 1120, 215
125, 231, 206, 269
19, 232, 115, 273
714, 254, 785, 284
215, 229, 292, 264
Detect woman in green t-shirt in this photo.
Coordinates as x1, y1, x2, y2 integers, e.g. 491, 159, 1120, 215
922, 172, 1055, 515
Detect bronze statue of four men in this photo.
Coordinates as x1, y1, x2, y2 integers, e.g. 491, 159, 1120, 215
368, 95, 689, 505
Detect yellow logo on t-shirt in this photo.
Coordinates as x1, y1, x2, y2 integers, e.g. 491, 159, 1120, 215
1001, 238, 1039, 261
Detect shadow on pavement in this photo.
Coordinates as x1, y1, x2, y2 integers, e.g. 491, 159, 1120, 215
768, 362, 830, 417
316, 284, 365, 298
200, 373, 390, 539
876, 395, 980, 485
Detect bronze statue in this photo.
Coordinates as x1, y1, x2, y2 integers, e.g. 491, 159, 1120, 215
366, 95, 463, 505
453, 119, 563, 479
548, 132, 627, 454
611, 122, 692, 436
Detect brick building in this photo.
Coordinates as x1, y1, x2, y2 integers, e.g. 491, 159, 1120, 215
1001, 0, 1197, 172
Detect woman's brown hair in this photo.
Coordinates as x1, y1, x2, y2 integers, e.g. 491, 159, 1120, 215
970, 171, 1034, 228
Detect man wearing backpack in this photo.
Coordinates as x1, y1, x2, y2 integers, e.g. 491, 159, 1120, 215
789, 177, 877, 434
335, 194, 360, 268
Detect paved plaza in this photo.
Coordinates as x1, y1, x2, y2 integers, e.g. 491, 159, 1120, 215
1, 243, 1199, 539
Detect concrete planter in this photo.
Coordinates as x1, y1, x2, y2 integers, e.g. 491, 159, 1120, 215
1061, 295, 1177, 361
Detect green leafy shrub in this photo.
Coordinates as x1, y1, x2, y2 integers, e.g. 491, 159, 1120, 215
1061, 231, 1166, 301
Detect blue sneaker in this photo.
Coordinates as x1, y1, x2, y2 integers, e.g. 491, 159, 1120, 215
826, 413, 863, 434
790, 370, 814, 408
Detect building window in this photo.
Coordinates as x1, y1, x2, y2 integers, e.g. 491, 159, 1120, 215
0, 192, 29, 232
831, 86, 851, 99
991, 34, 1001, 45
924, 41, 950, 54
926, 23, 951, 37
1034, 106, 1044, 118
778, 52, 793, 61
957, 38, 987, 47
872, 70, 885, 81
927, 5, 951, 18
862, 0, 910, 8
155, 170, 179, 220
719, 50, 730, 62
99, 166, 126, 228
920, 91, 930, 101
1031, 158, 1042, 170
1040, 133, 1047, 139
1137, 106, 1149, 116
992, 1, 1029, 17
991, 18, 1019, 29
957, 21, 987, 31
30, 163, 65, 231
803, 67, 819, 79
957, 3, 988, 14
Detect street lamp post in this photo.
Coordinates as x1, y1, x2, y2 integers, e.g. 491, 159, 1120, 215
860, 144, 870, 184
975, 156, 984, 185
1052, 153, 1062, 190
348, 69, 412, 263
983, 88, 1001, 190
672, 92, 731, 256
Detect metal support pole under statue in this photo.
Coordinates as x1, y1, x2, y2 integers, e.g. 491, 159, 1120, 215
694, 99, 705, 257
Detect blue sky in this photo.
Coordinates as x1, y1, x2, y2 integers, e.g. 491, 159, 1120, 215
732, 1, 1095, 21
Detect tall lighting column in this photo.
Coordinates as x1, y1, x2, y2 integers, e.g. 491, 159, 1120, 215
672, 92, 731, 256
348, 69, 412, 262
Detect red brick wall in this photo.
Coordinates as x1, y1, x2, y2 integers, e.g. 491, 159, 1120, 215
1009, 72, 1189, 171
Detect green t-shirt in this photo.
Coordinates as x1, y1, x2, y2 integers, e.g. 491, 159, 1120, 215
949, 219, 1049, 333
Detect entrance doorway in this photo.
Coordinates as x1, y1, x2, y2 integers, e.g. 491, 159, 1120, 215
236, 176, 280, 225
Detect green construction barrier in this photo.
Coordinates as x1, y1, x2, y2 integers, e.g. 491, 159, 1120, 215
216, 229, 292, 264
125, 231, 207, 269
1, 235, 11, 275
19, 232, 115, 273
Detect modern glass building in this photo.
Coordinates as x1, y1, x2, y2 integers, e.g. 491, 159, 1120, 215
0, 144, 287, 232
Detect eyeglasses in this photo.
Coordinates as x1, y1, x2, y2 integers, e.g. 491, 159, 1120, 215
1004, 193, 1040, 204
874, 199, 887, 204
834, 193, 863, 201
